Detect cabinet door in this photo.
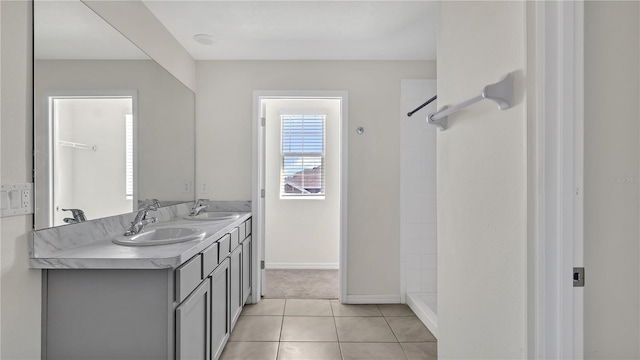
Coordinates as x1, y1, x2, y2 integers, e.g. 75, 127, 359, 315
211, 258, 230, 360
242, 236, 252, 304
230, 245, 243, 329
176, 278, 210, 360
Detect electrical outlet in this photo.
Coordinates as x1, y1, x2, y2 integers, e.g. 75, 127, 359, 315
201, 182, 209, 194
183, 180, 192, 194
22, 189, 30, 208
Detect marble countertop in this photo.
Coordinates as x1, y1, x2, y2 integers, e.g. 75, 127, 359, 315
29, 202, 251, 270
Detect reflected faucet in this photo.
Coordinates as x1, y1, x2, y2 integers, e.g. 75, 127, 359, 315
62, 208, 87, 224
189, 199, 209, 216
139, 199, 161, 210
125, 204, 158, 236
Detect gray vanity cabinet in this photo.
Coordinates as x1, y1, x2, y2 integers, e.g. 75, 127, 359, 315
42, 216, 253, 360
242, 235, 252, 303
176, 278, 210, 360
210, 258, 230, 360
45, 269, 176, 360
230, 244, 243, 328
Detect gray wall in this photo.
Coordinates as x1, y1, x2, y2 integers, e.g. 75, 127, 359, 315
437, 2, 527, 358
0, 1, 41, 358
585, 2, 640, 358
195, 60, 436, 300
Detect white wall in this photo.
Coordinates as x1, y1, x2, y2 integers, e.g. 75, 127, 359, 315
401, 79, 437, 296
196, 60, 435, 299
264, 99, 340, 269
82, 0, 196, 92
0, 1, 41, 358
438, 2, 527, 358
584, 2, 640, 358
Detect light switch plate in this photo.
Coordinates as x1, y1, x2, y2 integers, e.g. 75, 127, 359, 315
1, 183, 33, 217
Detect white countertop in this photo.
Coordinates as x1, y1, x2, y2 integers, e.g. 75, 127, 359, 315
30, 211, 251, 270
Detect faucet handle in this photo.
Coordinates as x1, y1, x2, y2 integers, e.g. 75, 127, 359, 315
62, 208, 87, 222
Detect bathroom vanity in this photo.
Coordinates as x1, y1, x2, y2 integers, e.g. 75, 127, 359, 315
31, 205, 252, 360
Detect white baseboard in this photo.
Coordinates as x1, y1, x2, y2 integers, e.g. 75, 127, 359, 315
265, 263, 339, 270
406, 293, 439, 339
345, 295, 402, 304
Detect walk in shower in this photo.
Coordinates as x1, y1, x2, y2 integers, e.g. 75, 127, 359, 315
401, 79, 438, 338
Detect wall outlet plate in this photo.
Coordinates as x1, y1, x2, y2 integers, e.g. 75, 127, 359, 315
1, 183, 33, 217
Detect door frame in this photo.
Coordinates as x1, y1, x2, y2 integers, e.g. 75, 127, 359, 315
251, 90, 349, 304
34, 90, 138, 229
529, 1, 584, 358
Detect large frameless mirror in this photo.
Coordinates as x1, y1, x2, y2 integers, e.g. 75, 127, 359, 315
33, 0, 195, 229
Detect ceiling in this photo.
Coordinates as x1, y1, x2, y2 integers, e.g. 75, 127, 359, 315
34, 0, 150, 60
142, 1, 438, 61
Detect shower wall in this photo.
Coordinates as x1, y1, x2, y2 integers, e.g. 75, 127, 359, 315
400, 79, 438, 297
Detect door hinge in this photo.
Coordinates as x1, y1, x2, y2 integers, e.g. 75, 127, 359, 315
260, 260, 265, 270
261, 189, 265, 198
573, 267, 585, 287
261, 117, 265, 126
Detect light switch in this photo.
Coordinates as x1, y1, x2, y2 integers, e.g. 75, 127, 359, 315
0, 191, 8, 210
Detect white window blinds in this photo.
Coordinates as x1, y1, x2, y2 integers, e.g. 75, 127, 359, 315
280, 114, 325, 197
125, 114, 134, 200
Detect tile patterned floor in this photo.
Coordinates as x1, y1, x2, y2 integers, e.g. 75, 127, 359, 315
220, 299, 437, 360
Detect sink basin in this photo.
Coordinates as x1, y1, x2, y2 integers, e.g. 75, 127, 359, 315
113, 227, 206, 246
183, 212, 240, 221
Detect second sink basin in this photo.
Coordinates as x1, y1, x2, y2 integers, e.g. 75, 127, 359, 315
113, 227, 206, 246
183, 211, 240, 221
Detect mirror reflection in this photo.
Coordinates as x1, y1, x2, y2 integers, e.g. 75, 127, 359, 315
33, 0, 195, 229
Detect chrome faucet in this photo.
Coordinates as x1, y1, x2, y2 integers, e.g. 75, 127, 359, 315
189, 199, 209, 216
139, 199, 161, 210
124, 204, 158, 236
62, 208, 87, 224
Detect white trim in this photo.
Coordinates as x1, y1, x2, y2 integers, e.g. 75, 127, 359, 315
530, 1, 583, 359
252, 90, 349, 305
406, 293, 438, 339
346, 295, 401, 304
265, 263, 339, 270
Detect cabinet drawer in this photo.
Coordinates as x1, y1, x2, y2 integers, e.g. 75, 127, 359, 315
229, 227, 239, 250
245, 218, 252, 236
202, 242, 219, 277
217, 234, 231, 263
238, 223, 246, 243
175, 254, 203, 303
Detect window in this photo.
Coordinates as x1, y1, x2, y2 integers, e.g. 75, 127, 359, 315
281, 114, 325, 197
125, 114, 134, 200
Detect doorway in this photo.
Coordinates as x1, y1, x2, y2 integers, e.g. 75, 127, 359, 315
47, 95, 136, 226
263, 99, 341, 299
252, 91, 349, 304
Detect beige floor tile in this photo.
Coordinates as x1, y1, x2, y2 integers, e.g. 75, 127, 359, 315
285, 299, 333, 316
220, 342, 279, 360
280, 316, 338, 342
379, 304, 415, 317
229, 316, 283, 342
242, 299, 286, 316
330, 300, 382, 316
341, 342, 408, 360
277, 342, 342, 360
386, 316, 436, 342
401, 342, 437, 360
335, 317, 397, 342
